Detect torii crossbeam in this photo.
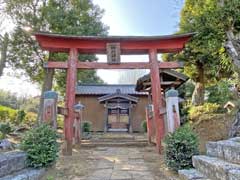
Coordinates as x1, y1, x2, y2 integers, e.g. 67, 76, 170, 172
35, 32, 194, 155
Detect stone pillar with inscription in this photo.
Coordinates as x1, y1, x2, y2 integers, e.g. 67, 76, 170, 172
165, 87, 180, 133
73, 103, 85, 144
43, 91, 58, 129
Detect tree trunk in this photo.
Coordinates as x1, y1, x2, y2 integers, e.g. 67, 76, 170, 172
225, 30, 240, 69
225, 30, 240, 138
37, 68, 55, 122
192, 62, 205, 106
0, 34, 9, 77
229, 110, 240, 138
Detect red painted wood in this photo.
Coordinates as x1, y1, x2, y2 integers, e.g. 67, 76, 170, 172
149, 49, 165, 154
35, 34, 192, 54
64, 48, 78, 155
146, 108, 152, 144
46, 61, 183, 69
45, 61, 68, 69
77, 61, 183, 69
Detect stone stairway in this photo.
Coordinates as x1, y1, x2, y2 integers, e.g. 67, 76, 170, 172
80, 132, 149, 148
179, 137, 240, 180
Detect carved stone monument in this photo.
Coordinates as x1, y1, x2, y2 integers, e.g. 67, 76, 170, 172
73, 103, 85, 144
165, 87, 180, 133
43, 91, 58, 128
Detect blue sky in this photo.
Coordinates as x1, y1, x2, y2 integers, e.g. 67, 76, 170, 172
94, 0, 184, 84
93, 0, 184, 35
0, 0, 185, 96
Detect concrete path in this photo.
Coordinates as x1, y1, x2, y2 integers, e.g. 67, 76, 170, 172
43, 146, 179, 180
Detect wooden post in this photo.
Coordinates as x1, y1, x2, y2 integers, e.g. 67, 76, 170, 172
145, 107, 150, 143
63, 48, 78, 156
104, 102, 108, 132
128, 101, 133, 133
146, 94, 153, 143
145, 105, 151, 144
149, 49, 165, 153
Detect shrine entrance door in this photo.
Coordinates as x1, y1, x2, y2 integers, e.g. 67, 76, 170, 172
108, 108, 129, 132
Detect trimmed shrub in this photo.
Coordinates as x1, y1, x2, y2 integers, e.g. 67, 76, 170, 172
189, 103, 221, 120
0, 122, 12, 138
16, 110, 26, 124
0, 105, 17, 122
0, 132, 5, 140
82, 121, 91, 132
20, 124, 59, 168
141, 120, 147, 132
57, 116, 64, 129
164, 124, 199, 171
206, 81, 234, 105
24, 112, 37, 126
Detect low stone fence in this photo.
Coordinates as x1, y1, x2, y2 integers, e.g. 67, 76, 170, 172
0, 151, 26, 177
0, 151, 45, 180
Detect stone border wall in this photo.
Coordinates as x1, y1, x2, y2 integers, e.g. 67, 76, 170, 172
0, 151, 27, 177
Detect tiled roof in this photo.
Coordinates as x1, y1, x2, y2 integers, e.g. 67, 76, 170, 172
135, 69, 189, 91
98, 92, 139, 103
76, 84, 147, 95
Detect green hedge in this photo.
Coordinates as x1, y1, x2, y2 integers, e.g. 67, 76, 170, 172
141, 120, 147, 132
20, 124, 59, 168
164, 124, 199, 171
0, 122, 12, 138
189, 103, 221, 120
82, 121, 92, 132
0, 105, 17, 122
0, 105, 37, 126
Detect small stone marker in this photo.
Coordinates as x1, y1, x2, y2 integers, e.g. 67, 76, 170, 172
43, 91, 58, 129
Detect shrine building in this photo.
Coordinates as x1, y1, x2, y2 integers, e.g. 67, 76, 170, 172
75, 69, 188, 133
76, 84, 148, 132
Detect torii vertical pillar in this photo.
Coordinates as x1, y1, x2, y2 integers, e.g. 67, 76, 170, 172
149, 49, 165, 153
63, 48, 78, 156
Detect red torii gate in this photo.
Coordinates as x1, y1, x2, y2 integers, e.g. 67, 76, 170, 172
35, 32, 193, 155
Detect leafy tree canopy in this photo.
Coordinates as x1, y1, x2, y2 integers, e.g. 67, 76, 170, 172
3, 0, 108, 93
176, 0, 233, 83
163, 0, 240, 105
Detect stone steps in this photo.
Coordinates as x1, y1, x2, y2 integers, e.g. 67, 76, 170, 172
206, 139, 240, 165
0, 168, 45, 180
193, 155, 240, 180
178, 169, 209, 180
81, 133, 148, 148
178, 138, 240, 180
81, 141, 148, 148
83, 139, 147, 143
